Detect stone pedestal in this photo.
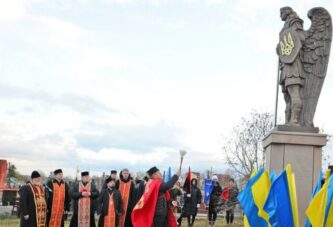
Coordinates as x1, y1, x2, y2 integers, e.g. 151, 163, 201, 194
263, 129, 327, 226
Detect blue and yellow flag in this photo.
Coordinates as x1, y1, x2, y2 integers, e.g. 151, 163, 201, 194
270, 170, 277, 183
305, 169, 330, 227
324, 173, 333, 226
237, 168, 269, 227
285, 165, 299, 227
263, 164, 299, 227
243, 170, 257, 227
305, 170, 323, 227
252, 170, 271, 226
325, 175, 333, 227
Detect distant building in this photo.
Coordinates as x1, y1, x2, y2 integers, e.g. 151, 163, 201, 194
214, 173, 231, 188
0, 160, 7, 189
191, 171, 203, 189
0, 160, 19, 206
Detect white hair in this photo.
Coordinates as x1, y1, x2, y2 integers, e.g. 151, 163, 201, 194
212, 175, 218, 181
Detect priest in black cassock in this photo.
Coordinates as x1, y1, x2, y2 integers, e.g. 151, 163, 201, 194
45, 169, 71, 227
98, 177, 123, 227
131, 167, 180, 227
70, 171, 99, 227
102, 170, 118, 190
19, 170, 47, 227
115, 168, 136, 227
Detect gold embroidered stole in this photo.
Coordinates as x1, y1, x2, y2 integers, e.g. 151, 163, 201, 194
78, 181, 91, 227
29, 183, 47, 227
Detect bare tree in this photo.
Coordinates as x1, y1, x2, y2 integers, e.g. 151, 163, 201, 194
222, 110, 274, 180
323, 135, 332, 169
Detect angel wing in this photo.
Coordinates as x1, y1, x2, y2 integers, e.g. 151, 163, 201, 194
300, 7, 332, 127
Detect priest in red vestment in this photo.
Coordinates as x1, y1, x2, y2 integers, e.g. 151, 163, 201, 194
131, 166, 181, 227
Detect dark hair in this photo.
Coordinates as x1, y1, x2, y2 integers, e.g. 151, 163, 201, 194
229, 178, 235, 183
143, 176, 149, 182
147, 166, 159, 177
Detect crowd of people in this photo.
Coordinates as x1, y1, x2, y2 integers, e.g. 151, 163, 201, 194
18, 166, 239, 227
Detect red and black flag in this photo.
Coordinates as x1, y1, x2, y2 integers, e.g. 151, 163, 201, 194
183, 166, 191, 193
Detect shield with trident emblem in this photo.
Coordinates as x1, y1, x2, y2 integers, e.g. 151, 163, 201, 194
278, 27, 302, 64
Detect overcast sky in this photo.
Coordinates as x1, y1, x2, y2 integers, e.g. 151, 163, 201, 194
0, 0, 332, 177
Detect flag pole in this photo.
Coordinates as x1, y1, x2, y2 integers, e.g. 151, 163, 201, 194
274, 58, 281, 127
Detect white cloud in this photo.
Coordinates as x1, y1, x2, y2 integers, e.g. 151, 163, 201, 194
0, 0, 26, 24
163, 21, 186, 30
103, 0, 137, 4
78, 48, 129, 70
33, 15, 84, 48
1, 0, 333, 177
205, 0, 227, 5
77, 147, 169, 164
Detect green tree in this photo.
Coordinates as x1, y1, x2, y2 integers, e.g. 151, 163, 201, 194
7, 163, 24, 186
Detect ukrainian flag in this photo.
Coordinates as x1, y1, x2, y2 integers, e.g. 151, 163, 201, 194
305, 171, 323, 227
263, 164, 299, 227
243, 170, 258, 227
237, 168, 270, 227
305, 169, 331, 227
252, 170, 271, 226
324, 173, 333, 226
270, 170, 277, 183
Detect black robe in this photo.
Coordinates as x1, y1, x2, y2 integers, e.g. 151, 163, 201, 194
69, 181, 99, 227
134, 180, 146, 204
209, 183, 222, 208
97, 188, 123, 227
154, 175, 179, 227
45, 179, 71, 227
115, 173, 135, 227
19, 182, 47, 227
182, 185, 202, 216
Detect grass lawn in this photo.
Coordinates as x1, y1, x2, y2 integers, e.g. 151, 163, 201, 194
0, 215, 243, 227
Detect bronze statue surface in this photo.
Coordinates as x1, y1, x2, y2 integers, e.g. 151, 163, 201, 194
277, 7, 332, 128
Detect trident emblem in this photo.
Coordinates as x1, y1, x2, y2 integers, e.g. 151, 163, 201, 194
280, 32, 294, 56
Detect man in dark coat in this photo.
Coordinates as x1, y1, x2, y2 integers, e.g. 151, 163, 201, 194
45, 169, 71, 227
208, 175, 222, 227
102, 170, 118, 190
98, 177, 123, 227
177, 178, 202, 227
131, 166, 180, 227
149, 166, 180, 227
70, 171, 99, 227
115, 168, 135, 227
133, 176, 149, 204
19, 170, 47, 227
